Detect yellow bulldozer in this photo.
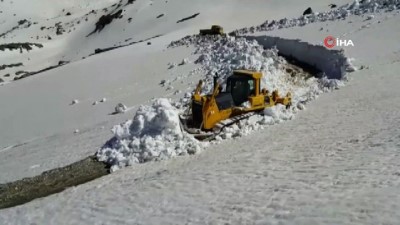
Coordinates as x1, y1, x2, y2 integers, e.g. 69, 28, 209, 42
180, 70, 292, 140
199, 25, 224, 35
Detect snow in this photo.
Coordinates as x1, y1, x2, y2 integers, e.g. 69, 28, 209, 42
71, 99, 79, 105
179, 58, 190, 65
97, 98, 202, 172
246, 35, 352, 79
176, 35, 354, 139
114, 103, 128, 114
1, 0, 400, 224
231, 0, 400, 35
99, 34, 355, 170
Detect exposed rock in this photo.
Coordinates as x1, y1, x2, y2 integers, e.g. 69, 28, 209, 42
58, 61, 69, 65
55, 22, 65, 35
18, 19, 28, 25
303, 7, 313, 16
13, 73, 31, 81
329, 4, 337, 8
0, 43, 43, 53
176, 13, 200, 23
87, 10, 123, 36
0, 63, 23, 70
92, 34, 162, 55
126, 0, 136, 5
15, 71, 28, 75
0, 20, 32, 38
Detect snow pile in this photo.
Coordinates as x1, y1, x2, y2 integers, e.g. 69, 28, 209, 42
114, 103, 128, 114
71, 99, 79, 105
248, 35, 353, 80
191, 37, 289, 95
179, 58, 190, 65
97, 98, 202, 171
169, 1, 399, 45
231, 0, 400, 35
177, 36, 332, 108
217, 105, 294, 140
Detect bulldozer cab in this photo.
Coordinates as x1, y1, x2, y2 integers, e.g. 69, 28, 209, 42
211, 25, 222, 31
224, 70, 260, 106
226, 75, 254, 106
200, 25, 224, 35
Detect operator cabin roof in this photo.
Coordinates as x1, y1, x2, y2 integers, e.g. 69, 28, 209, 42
233, 70, 262, 79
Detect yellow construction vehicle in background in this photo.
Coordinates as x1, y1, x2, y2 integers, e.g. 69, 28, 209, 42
199, 25, 224, 35
180, 70, 291, 140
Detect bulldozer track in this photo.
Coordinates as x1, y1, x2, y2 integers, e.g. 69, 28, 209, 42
181, 111, 260, 141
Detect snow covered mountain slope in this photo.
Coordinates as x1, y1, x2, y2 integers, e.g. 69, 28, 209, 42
1, 0, 400, 224
1, 38, 400, 224
0, 0, 351, 83
0, 0, 353, 182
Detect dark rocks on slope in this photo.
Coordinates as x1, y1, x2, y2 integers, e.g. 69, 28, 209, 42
329, 4, 337, 8
303, 7, 313, 16
126, 0, 136, 5
58, 61, 69, 66
18, 19, 28, 25
0, 63, 23, 70
55, 22, 65, 35
0, 43, 43, 53
176, 13, 200, 23
87, 9, 123, 36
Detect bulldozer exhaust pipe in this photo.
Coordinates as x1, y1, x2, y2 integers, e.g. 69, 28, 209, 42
213, 73, 218, 90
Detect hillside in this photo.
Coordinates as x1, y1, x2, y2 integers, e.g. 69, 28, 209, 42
1, 0, 400, 224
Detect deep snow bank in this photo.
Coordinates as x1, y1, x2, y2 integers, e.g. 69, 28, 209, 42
96, 99, 202, 172
245, 35, 354, 80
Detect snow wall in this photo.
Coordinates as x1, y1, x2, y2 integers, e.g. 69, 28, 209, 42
244, 35, 349, 80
